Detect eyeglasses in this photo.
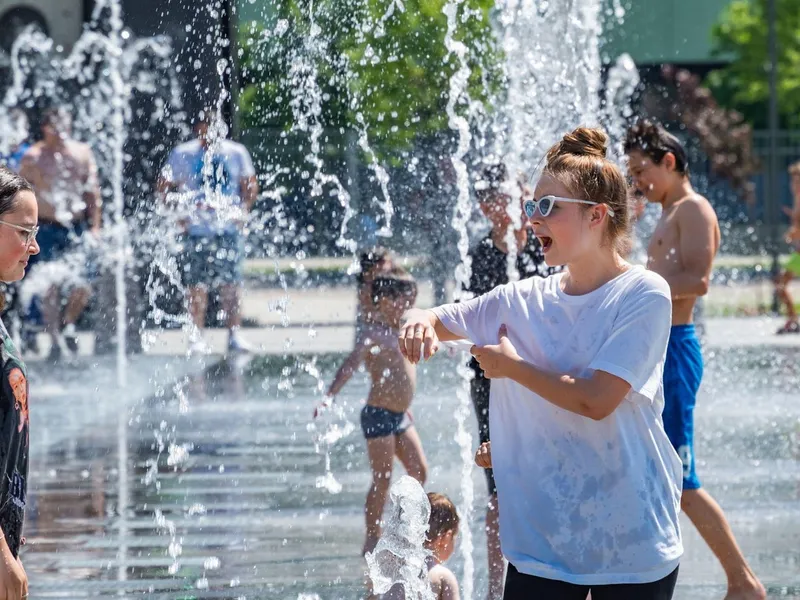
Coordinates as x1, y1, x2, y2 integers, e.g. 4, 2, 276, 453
0, 220, 39, 247
523, 195, 616, 219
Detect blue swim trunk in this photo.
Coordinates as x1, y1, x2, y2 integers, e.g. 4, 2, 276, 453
663, 324, 704, 490
360, 405, 412, 439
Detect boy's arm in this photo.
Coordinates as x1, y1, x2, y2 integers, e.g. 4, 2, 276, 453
663, 200, 716, 299
326, 345, 367, 398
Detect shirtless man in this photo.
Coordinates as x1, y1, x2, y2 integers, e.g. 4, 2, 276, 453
20, 108, 101, 360
626, 121, 765, 600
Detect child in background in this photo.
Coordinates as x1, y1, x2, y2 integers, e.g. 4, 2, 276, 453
382, 492, 461, 600
424, 492, 461, 600
776, 161, 800, 334
318, 267, 428, 555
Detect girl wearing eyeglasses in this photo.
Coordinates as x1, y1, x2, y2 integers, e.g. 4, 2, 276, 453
0, 165, 39, 600
400, 128, 682, 598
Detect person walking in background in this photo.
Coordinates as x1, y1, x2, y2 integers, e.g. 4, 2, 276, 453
0, 165, 42, 600
774, 160, 800, 334
158, 108, 259, 355
19, 108, 101, 361
466, 160, 559, 600
402, 128, 683, 597
626, 120, 765, 600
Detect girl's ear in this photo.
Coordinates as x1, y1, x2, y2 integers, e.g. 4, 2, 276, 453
662, 152, 676, 172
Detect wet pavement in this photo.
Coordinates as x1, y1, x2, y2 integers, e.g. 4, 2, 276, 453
18, 341, 800, 599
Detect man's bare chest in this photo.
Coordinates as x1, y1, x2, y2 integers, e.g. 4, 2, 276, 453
647, 217, 681, 266
35, 153, 85, 181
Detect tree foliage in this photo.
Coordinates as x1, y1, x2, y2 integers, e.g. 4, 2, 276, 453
707, 0, 800, 129
236, 0, 502, 161
662, 65, 758, 202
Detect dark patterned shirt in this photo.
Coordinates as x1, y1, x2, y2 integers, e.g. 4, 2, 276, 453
465, 232, 560, 375
466, 232, 559, 297
0, 319, 28, 557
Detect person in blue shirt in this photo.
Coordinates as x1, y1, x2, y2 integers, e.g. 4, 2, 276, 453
158, 108, 259, 354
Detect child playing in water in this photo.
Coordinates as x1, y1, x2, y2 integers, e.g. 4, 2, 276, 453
776, 161, 800, 334
319, 267, 428, 555
425, 493, 461, 600
382, 492, 462, 600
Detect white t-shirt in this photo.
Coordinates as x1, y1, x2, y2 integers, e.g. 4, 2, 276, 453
432, 266, 683, 585
162, 138, 255, 235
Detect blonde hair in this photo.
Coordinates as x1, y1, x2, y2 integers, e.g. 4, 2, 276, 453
544, 127, 631, 253
426, 492, 459, 542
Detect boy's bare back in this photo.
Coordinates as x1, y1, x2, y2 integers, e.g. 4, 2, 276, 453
428, 564, 460, 600
647, 194, 720, 325
380, 563, 460, 600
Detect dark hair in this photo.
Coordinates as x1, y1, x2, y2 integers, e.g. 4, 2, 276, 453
624, 120, 689, 175
42, 107, 71, 129
426, 492, 459, 542
544, 127, 631, 253
0, 167, 34, 306
371, 267, 417, 303
0, 166, 33, 215
475, 161, 508, 201
357, 247, 391, 285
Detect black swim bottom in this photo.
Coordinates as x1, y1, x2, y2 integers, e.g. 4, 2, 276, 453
360, 405, 412, 439
503, 563, 679, 600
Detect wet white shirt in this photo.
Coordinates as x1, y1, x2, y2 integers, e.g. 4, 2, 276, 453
432, 266, 683, 585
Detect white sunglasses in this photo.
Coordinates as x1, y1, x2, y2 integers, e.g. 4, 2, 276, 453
523, 195, 615, 218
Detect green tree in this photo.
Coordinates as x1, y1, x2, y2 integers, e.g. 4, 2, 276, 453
707, 0, 800, 129
237, 0, 502, 162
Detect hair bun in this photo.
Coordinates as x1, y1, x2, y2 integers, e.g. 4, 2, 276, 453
549, 127, 608, 160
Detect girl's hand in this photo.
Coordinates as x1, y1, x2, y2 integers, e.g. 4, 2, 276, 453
474, 442, 492, 469
398, 311, 439, 364
0, 534, 27, 600
470, 325, 520, 379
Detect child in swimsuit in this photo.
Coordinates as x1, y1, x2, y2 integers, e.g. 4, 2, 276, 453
320, 267, 427, 555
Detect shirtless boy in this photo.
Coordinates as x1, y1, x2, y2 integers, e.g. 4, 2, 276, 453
318, 267, 428, 555
382, 492, 461, 600
626, 121, 765, 600
20, 108, 101, 359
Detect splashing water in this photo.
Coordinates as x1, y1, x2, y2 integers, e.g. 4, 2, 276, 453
3, 0, 186, 380
366, 475, 434, 600
603, 53, 639, 162
287, 13, 356, 254
305, 357, 355, 495
442, 0, 477, 597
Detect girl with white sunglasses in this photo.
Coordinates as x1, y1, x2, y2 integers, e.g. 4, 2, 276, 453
400, 127, 682, 599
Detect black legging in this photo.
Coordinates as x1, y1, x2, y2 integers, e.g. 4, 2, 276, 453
503, 563, 679, 600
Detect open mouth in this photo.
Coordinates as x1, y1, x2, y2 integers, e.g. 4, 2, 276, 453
538, 236, 553, 252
